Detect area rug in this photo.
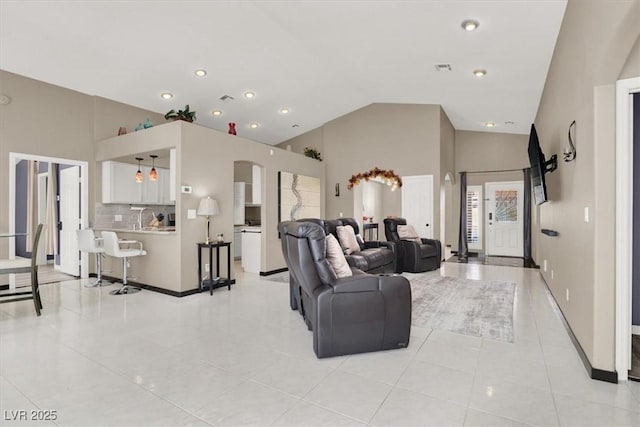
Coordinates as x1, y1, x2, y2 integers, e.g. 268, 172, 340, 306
264, 270, 515, 342
263, 271, 290, 283
406, 271, 515, 342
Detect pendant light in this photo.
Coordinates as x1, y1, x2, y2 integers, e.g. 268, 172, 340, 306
149, 155, 158, 181
135, 157, 144, 183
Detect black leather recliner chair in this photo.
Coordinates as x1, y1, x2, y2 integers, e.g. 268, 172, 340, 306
281, 220, 412, 358
300, 218, 398, 274
384, 217, 442, 273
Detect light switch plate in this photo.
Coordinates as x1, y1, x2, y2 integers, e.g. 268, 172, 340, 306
584, 207, 589, 222
187, 209, 197, 219
114, 214, 122, 222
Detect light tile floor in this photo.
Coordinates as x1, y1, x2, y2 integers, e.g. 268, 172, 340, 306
1, 263, 639, 426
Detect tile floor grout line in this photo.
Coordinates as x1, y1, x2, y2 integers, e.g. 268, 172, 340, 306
365, 328, 434, 425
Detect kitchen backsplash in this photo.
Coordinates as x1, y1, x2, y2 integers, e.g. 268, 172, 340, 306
94, 203, 175, 230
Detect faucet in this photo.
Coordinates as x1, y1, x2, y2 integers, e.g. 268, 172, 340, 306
130, 206, 149, 230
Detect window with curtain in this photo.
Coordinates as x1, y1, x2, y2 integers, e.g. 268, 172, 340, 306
466, 185, 482, 251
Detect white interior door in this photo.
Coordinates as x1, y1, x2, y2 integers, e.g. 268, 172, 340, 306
59, 166, 80, 275
485, 181, 524, 257
401, 175, 434, 238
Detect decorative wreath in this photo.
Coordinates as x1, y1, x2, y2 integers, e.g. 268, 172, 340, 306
347, 167, 403, 190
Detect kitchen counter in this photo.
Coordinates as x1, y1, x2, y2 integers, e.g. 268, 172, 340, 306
95, 227, 176, 235
96, 229, 181, 294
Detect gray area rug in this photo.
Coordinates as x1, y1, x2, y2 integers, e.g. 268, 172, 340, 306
406, 271, 515, 342
266, 270, 516, 342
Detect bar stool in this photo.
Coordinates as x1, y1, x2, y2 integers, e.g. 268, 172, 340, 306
101, 231, 146, 295
77, 229, 111, 288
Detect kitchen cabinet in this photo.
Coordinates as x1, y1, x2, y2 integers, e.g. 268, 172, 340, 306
251, 164, 261, 205
102, 161, 142, 203
169, 148, 176, 202
234, 182, 245, 225
234, 227, 242, 259
102, 160, 172, 204
241, 228, 261, 273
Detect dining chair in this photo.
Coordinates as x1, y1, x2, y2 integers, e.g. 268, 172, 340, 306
0, 224, 45, 316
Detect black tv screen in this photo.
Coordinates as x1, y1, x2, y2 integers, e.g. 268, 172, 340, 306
528, 124, 548, 205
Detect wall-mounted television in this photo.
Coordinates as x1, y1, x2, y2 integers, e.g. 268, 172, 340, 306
528, 123, 557, 205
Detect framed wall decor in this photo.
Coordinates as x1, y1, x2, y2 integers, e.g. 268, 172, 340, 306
278, 171, 321, 223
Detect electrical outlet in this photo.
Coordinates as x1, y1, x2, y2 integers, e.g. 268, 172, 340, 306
584, 207, 589, 222
205, 263, 210, 273
187, 209, 197, 219
543, 260, 547, 272
114, 214, 122, 222
551, 270, 554, 279
566, 288, 570, 301
339, 212, 343, 217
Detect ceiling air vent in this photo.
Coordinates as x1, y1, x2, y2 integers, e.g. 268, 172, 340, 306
219, 94, 235, 101
291, 124, 300, 128
434, 64, 452, 72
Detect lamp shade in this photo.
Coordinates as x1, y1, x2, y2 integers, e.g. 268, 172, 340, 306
197, 197, 219, 216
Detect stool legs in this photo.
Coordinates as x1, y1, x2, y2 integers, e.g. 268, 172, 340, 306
84, 253, 112, 288
109, 256, 142, 295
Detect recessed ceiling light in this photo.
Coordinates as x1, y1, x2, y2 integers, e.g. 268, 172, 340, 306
249, 123, 259, 129
462, 19, 479, 31
484, 122, 496, 128
244, 91, 255, 99
280, 107, 290, 114
194, 69, 207, 77
212, 110, 222, 116
473, 69, 487, 77
160, 92, 173, 99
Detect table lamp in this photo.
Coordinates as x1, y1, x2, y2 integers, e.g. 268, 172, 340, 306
197, 196, 219, 243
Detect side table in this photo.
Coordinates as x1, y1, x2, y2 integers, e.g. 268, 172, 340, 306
363, 223, 379, 241
197, 241, 232, 294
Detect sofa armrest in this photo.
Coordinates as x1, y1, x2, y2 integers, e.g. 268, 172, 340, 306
364, 240, 396, 252
330, 274, 381, 293
420, 238, 442, 261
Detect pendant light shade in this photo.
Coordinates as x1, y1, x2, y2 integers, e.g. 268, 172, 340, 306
135, 157, 144, 183
149, 155, 158, 181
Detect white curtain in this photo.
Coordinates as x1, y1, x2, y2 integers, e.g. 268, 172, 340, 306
26, 160, 38, 252
45, 163, 58, 256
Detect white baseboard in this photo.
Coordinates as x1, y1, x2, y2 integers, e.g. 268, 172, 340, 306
633, 325, 640, 336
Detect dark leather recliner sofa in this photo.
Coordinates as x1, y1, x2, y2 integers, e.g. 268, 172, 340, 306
308, 217, 398, 274
384, 217, 442, 273
279, 220, 411, 358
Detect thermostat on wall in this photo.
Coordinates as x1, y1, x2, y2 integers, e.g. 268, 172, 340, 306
181, 186, 192, 194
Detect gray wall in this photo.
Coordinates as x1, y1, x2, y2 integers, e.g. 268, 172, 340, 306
533, 0, 640, 370
0, 70, 165, 283
279, 103, 449, 240
449, 130, 530, 252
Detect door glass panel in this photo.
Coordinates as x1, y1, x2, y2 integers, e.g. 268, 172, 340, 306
495, 190, 518, 222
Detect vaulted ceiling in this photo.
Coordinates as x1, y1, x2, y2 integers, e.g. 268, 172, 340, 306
0, 1, 567, 145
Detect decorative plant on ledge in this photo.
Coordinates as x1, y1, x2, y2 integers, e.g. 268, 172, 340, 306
348, 167, 402, 191
164, 105, 196, 122
304, 147, 322, 161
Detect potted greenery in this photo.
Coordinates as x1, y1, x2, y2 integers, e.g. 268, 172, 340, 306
164, 105, 196, 122
304, 147, 322, 161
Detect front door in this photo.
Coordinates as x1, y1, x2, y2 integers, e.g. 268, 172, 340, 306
59, 166, 80, 276
401, 175, 434, 238
485, 181, 523, 257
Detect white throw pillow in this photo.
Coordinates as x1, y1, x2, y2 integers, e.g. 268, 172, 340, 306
336, 225, 361, 255
325, 234, 353, 278
397, 224, 422, 243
